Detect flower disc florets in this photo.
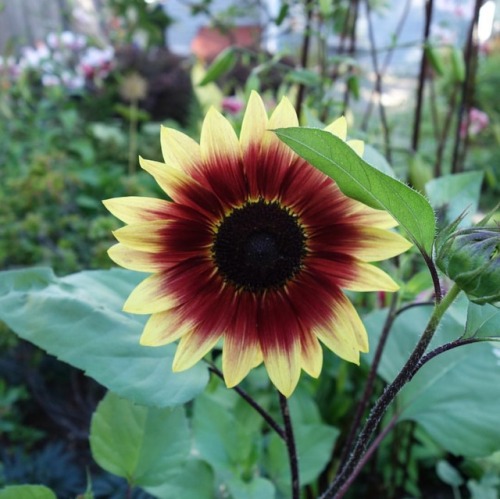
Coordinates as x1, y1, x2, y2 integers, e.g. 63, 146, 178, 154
103, 91, 412, 396
213, 200, 307, 292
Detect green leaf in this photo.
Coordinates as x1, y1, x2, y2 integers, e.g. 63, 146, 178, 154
275, 127, 436, 255
408, 153, 433, 193
465, 301, 500, 339
225, 476, 276, 499
426, 171, 484, 226
285, 69, 322, 87
364, 296, 500, 456
424, 44, 445, 76
0, 485, 56, 499
191, 386, 273, 496
145, 459, 215, 499
275, 3, 289, 25
0, 267, 209, 407
90, 392, 190, 487
436, 460, 464, 487
198, 47, 237, 86
192, 390, 257, 473
362, 144, 396, 178
346, 74, 360, 100
451, 47, 466, 83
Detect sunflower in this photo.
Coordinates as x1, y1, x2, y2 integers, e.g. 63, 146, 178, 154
104, 92, 411, 397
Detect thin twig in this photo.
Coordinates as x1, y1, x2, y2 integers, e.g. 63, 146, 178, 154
364, 0, 392, 162
208, 365, 285, 440
361, 0, 412, 130
411, 0, 434, 153
434, 84, 459, 177
279, 392, 300, 499
416, 335, 500, 370
451, 0, 483, 173
395, 300, 434, 318
341, 0, 360, 115
295, 0, 315, 117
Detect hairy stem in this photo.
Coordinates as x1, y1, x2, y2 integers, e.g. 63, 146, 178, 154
337, 293, 399, 471
422, 251, 442, 303
335, 414, 399, 498
279, 393, 300, 499
320, 284, 461, 498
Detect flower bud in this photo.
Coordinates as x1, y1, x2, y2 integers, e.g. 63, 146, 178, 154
436, 227, 500, 305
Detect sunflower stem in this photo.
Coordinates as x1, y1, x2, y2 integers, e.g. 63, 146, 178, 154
335, 413, 399, 498
336, 292, 399, 473
279, 392, 300, 499
422, 251, 442, 303
208, 365, 286, 440
320, 284, 461, 498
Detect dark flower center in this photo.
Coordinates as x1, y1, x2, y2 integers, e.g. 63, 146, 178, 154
212, 200, 307, 292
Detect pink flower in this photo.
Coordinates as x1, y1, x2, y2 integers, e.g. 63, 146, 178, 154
222, 96, 245, 114
460, 107, 489, 138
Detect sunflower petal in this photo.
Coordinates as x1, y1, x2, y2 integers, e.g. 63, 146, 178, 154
140, 309, 193, 346
348, 204, 398, 229
240, 90, 268, 155
112, 221, 169, 252
140, 156, 223, 218
300, 332, 323, 378
263, 96, 299, 168
200, 107, 241, 164
345, 262, 400, 292
347, 139, 364, 157
314, 293, 367, 362
325, 116, 347, 140
123, 273, 177, 314
263, 340, 301, 397
103, 196, 172, 224
172, 330, 221, 371
139, 156, 194, 202
161, 126, 202, 172
223, 334, 262, 388
108, 244, 165, 272
352, 227, 412, 262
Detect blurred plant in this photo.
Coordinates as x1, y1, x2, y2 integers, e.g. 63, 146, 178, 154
0, 442, 85, 496
0, 379, 43, 447
6, 31, 115, 93
107, 0, 173, 48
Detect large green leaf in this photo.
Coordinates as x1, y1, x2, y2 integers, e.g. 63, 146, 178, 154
225, 476, 276, 499
90, 392, 191, 490
146, 459, 215, 499
275, 127, 436, 255
192, 390, 258, 473
0, 267, 208, 407
364, 296, 500, 456
192, 384, 275, 498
